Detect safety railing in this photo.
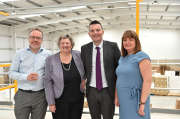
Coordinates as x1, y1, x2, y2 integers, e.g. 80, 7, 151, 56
0, 64, 17, 105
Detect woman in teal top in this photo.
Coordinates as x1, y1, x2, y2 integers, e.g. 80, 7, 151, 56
115, 30, 152, 119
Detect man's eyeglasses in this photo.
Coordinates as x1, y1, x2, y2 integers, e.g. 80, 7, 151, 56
29, 36, 43, 40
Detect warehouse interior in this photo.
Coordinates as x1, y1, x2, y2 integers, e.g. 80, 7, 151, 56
0, 0, 180, 118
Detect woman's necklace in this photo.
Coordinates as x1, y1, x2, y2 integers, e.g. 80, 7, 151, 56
60, 53, 71, 71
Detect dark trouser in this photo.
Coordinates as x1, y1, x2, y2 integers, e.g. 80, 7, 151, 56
87, 87, 115, 119
52, 97, 84, 119
14, 89, 48, 119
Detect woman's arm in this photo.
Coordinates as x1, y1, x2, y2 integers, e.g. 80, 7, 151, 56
138, 59, 152, 116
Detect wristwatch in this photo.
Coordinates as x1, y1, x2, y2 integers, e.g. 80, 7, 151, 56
139, 101, 145, 105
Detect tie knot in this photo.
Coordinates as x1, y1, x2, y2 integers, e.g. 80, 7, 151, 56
96, 47, 100, 50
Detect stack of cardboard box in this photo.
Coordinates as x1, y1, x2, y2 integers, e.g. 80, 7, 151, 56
152, 75, 168, 95
0, 76, 5, 88
169, 76, 180, 93
176, 98, 180, 109
152, 65, 160, 73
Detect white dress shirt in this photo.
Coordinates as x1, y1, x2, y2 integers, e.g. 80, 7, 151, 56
90, 41, 108, 88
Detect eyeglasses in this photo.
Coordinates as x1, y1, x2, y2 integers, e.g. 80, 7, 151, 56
29, 36, 43, 40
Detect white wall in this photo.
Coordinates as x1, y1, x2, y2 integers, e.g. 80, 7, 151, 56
70, 27, 180, 60
0, 26, 52, 63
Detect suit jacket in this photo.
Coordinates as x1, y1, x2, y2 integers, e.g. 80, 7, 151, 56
81, 40, 121, 98
44, 50, 85, 105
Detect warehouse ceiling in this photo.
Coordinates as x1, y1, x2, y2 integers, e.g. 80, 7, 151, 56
0, 0, 180, 35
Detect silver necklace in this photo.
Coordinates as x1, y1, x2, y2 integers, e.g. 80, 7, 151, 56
60, 53, 71, 71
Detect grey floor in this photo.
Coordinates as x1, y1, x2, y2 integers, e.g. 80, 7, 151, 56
0, 95, 180, 119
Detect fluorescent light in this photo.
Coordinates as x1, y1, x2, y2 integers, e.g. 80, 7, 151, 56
18, 14, 44, 19
0, 0, 18, 2
128, 3, 148, 5
152, 0, 159, 4
54, 8, 69, 12
53, 6, 86, 12
71, 6, 86, 10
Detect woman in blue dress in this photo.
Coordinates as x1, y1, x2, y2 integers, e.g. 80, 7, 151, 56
115, 30, 152, 119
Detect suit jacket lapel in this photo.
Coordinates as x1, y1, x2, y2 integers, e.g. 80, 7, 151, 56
103, 41, 107, 69
53, 52, 64, 88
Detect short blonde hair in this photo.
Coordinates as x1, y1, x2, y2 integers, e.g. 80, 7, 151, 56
29, 27, 43, 38
57, 34, 75, 49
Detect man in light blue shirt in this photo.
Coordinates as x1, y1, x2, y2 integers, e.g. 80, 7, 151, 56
9, 27, 52, 119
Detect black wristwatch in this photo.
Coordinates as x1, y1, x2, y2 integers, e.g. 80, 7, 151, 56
139, 101, 145, 105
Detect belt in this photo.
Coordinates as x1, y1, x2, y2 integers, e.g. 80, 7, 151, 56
19, 89, 44, 93
117, 85, 142, 111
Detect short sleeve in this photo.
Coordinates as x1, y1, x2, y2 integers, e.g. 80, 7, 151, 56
137, 51, 151, 64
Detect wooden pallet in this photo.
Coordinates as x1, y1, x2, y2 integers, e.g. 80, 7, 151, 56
155, 94, 168, 96
168, 93, 180, 97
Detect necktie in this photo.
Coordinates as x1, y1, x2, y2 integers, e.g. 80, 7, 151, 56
96, 47, 102, 91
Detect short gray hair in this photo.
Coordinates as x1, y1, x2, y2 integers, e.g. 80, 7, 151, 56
29, 27, 43, 38
57, 34, 75, 49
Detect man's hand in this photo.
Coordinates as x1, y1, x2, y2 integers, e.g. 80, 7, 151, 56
27, 73, 39, 81
81, 79, 86, 90
49, 104, 56, 113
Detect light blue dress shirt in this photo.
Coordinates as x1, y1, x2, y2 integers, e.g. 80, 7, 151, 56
9, 46, 52, 91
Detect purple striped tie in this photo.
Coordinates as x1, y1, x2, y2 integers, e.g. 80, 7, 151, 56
96, 47, 102, 91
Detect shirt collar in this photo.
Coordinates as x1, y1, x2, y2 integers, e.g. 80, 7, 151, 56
93, 40, 103, 49
27, 45, 43, 52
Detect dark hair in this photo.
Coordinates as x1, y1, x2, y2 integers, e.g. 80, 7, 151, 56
121, 30, 142, 57
57, 34, 75, 49
89, 20, 103, 30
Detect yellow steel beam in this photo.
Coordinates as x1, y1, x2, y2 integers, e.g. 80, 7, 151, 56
0, 84, 16, 91
0, 64, 11, 67
136, 0, 143, 36
0, 11, 9, 16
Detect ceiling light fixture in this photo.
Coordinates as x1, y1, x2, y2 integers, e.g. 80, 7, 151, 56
147, 28, 149, 30
11, 10, 16, 14
0, 1, 4, 4
152, 0, 159, 4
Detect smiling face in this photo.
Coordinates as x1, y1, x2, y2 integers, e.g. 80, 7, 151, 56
28, 30, 43, 50
123, 38, 136, 55
59, 38, 72, 53
88, 24, 104, 44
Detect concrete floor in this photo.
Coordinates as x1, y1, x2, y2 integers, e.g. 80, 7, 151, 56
0, 110, 180, 119
0, 95, 180, 119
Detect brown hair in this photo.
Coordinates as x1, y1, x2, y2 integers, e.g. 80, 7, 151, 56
29, 27, 43, 38
57, 34, 75, 49
121, 30, 142, 57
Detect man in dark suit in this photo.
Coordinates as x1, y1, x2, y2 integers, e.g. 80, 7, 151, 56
81, 20, 121, 119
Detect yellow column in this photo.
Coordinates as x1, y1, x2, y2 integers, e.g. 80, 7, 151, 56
14, 80, 18, 93
136, 0, 143, 36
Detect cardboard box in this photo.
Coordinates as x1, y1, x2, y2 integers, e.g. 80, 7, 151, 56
176, 98, 180, 109
0, 76, 5, 88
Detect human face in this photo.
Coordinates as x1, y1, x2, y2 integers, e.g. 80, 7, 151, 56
59, 38, 72, 53
123, 38, 136, 55
28, 30, 43, 50
88, 24, 104, 44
